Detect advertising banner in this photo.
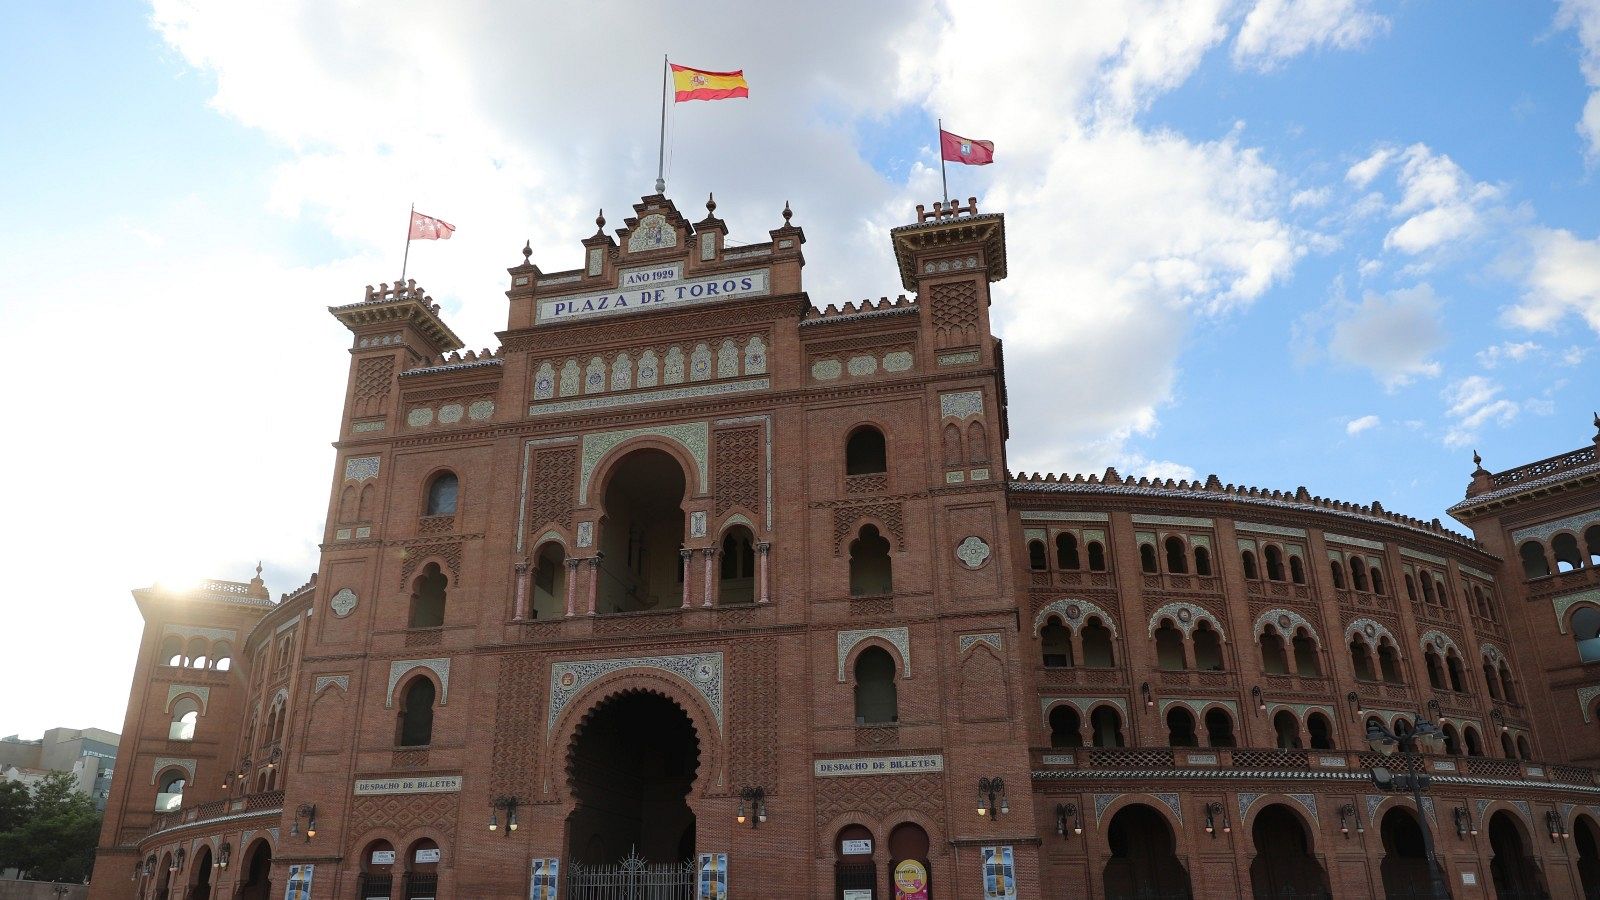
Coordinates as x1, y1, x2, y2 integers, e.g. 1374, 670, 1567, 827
982, 846, 1017, 899
894, 859, 929, 900
697, 852, 728, 899
283, 863, 313, 900
529, 857, 560, 899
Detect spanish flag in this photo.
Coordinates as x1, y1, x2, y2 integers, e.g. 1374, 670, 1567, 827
671, 64, 748, 102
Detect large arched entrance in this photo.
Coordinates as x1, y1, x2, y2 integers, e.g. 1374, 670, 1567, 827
566, 690, 700, 865
1103, 804, 1191, 899
237, 839, 272, 900
1249, 803, 1330, 899
1488, 811, 1546, 899
1576, 816, 1600, 899
188, 844, 213, 900
597, 449, 687, 614
1379, 807, 1432, 898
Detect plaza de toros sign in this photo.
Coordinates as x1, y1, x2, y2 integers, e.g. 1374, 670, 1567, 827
536, 261, 771, 324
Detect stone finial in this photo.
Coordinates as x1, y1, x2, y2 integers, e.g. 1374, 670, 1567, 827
782, 200, 792, 224
1593, 411, 1600, 444
521, 240, 532, 264
1472, 449, 1486, 472
594, 209, 606, 236
706, 192, 717, 215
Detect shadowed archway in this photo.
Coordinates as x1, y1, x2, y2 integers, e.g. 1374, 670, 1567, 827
1249, 803, 1329, 899
1103, 803, 1191, 899
566, 690, 700, 865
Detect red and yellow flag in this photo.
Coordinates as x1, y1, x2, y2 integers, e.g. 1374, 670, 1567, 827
671, 64, 748, 102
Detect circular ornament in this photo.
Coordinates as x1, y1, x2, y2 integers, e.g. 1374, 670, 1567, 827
955, 536, 991, 570
330, 588, 357, 618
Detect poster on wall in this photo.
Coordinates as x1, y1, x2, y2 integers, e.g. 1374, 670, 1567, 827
283, 863, 314, 900
982, 846, 1017, 899
697, 852, 728, 900
894, 859, 930, 900
529, 857, 560, 899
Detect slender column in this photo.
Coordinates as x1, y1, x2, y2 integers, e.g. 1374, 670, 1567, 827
702, 547, 717, 607
681, 550, 695, 609
1069, 630, 1084, 669
586, 555, 602, 616
512, 561, 530, 621
756, 542, 771, 604
564, 559, 580, 617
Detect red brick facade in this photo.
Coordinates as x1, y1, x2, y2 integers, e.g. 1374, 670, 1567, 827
89, 195, 1600, 899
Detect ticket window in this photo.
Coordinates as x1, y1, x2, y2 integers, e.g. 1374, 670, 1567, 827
404, 839, 440, 900
360, 841, 394, 900
888, 823, 932, 900
836, 824, 877, 899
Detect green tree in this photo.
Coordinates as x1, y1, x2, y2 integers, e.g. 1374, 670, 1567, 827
0, 773, 101, 883
0, 779, 30, 871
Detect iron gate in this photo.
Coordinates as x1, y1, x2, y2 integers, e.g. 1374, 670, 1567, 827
567, 847, 696, 900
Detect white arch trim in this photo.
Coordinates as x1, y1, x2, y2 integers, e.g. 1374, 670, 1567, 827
837, 628, 911, 682
1033, 598, 1118, 638
386, 658, 451, 708
1147, 601, 1223, 638
1344, 617, 1397, 648
1253, 609, 1319, 642
1419, 629, 1461, 657
166, 684, 211, 715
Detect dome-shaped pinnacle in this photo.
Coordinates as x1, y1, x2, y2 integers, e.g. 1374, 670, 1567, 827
706, 192, 717, 215
521, 240, 532, 264
781, 200, 792, 224
594, 209, 606, 236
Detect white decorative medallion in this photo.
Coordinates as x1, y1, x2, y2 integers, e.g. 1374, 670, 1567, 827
955, 536, 991, 570
329, 589, 357, 618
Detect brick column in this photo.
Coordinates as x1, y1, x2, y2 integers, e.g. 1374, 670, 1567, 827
512, 561, 529, 621
756, 542, 771, 604
681, 550, 695, 609
586, 555, 602, 616
702, 547, 717, 607
564, 559, 580, 617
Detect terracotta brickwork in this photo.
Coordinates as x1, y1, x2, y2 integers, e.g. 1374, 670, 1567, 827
89, 195, 1600, 899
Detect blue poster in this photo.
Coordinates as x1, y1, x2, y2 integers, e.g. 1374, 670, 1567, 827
529, 857, 560, 899
982, 846, 1016, 899
284, 863, 314, 900
697, 852, 728, 900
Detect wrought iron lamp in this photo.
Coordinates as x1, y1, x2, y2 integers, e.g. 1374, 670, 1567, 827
1203, 802, 1230, 836
289, 803, 317, 841
489, 795, 520, 834
1251, 685, 1266, 714
737, 787, 767, 827
217, 842, 231, 870
1337, 803, 1362, 837
1055, 803, 1082, 836
1454, 806, 1476, 838
977, 777, 1008, 818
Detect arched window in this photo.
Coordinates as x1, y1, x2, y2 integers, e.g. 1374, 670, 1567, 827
1441, 724, 1461, 756
853, 647, 898, 724
1154, 621, 1186, 671
1434, 578, 1448, 607
1378, 640, 1403, 684
1139, 544, 1159, 574
1307, 712, 1334, 750
718, 527, 757, 605
845, 427, 887, 476
1519, 542, 1550, 579
531, 542, 567, 620
1420, 574, 1436, 604
1289, 554, 1306, 585
168, 699, 199, 741
1405, 574, 1418, 602
425, 472, 459, 516
1090, 706, 1124, 748
1082, 618, 1115, 667
966, 421, 989, 464
1292, 629, 1321, 677
1329, 560, 1346, 590
1205, 709, 1236, 747
1498, 662, 1517, 703
156, 770, 186, 812
1260, 628, 1290, 675
848, 525, 893, 596
1516, 735, 1532, 760
1164, 537, 1188, 574
1350, 557, 1369, 592
211, 641, 232, 672
159, 636, 184, 668
1166, 708, 1198, 748
408, 562, 448, 628
1087, 541, 1107, 572
396, 677, 435, 747
1028, 540, 1048, 571
1194, 546, 1212, 576
1056, 533, 1081, 569
1424, 650, 1445, 690
1265, 545, 1285, 582
1049, 706, 1082, 748
1350, 639, 1377, 681
1445, 652, 1466, 692
1576, 607, 1600, 662
1464, 726, 1484, 757
1273, 710, 1302, 749
1242, 550, 1259, 580
1193, 621, 1224, 671
1370, 566, 1385, 595
941, 423, 962, 468
187, 637, 209, 669
1040, 618, 1073, 667
1555, 533, 1585, 572
1588, 525, 1600, 566
1501, 732, 1517, 758
1483, 659, 1502, 699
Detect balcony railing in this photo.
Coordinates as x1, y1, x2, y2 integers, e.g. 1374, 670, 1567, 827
1037, 746, 1596, 786
142, 789, 284, 841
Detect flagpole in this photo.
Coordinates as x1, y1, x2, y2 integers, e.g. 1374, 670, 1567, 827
400, 203, 414, 285
937, 117, 949, 207
656, 54, 668, 194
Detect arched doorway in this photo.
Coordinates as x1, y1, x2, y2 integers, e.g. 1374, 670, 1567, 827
358, 839, 395, 900
834, 824, 877, 899
1103, 804, 1191, 899
888, 822, 932, 900
188, 844, 213, 900
567, 690, 700, 865
1488, 811, 1546, 899
237, 839, 273, 900
1575, 816, 1600, 900
1379, 807, 1432, 898
1249, 803, 1330, 899
598, 449, 687, 614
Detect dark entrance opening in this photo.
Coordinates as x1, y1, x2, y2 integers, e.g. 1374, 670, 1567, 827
1489, 811, 1547, 899
1379, 807, 1434, 899
1577, 816, 1600, 900
1249, 804, 1330, 899
598, 449, 686, 614
1103, 804, 1192, 899
237, 840, 272, 900
567, 691, 700, 865
188, 845, 213, 900
835, 824, 876, 899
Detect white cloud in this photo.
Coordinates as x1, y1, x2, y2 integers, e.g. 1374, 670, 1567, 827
1291, 185, 1331, 208
1119, 456, 1200, 482
1508, 227, 1600, 333
1383, 144, 1502, 255
1325, 284, 1446, 388
1233, 0, 1390, 71
1346, 414, 1381, 435
1558, 0, 1600, 160
1442, 375, 1520, 448
1475, 341, 1542, 368
1345, 147, 1394, 188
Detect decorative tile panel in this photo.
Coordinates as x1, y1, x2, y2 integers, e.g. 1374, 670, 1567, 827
959, 633, 1002, 653
1033, 598, 1118, 637
690, 511, 708, 538
1554, 589, 1600, 633
438, 403, 463, 424
1325, 533, 1386, 551
352, 420, 385, 433
344, 456, 381, 481
1235, 521, 1307, 538
576, 521, 594, 548
837, 628, 911, 681
166, 685, 210, 713
160, 625, 238, 643
579, 422, 709, 503
937, 350, 979, 367
467, 400, 494, 421
313, 675, 349, 694
548, 652, 723, 732
386, 658, 451, 708
847, 355, 878, 376
529, 377, 769, 417
586, 247, 603, 276
406, 407, 434, 427
811, 359, 841, 381
1131, 515, 1215, 528
1400, 547, 1447, 566
1253, 608, 1317, 640
955, 536, 991, 569
1512, 511, 1600, 544
151, 757, 196, 784
1419, 629, 1460, 656
1344, 617, 1397, 648
1020, 511, 1110, 522
939, 390, 984, 420
883, 351, 913, 372
1578, 684, 1600, 723
330, 588, 357, 618
1147, 602, 1223, 637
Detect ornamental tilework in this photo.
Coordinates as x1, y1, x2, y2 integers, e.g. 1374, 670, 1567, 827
1147, 602, 1223, 637
1512, 510, 1600, 544
811, 359, 842, 381
1130, 515, 1215, 528
959, 633, 1003, 653
313, 675, 349, 694
1033, 598, 1118, 637
1158, 698, 1239, 719
937, 350, 980, 366
407, 407, 434, 427
955, 536, 991, 569
468, 400, 494, 421
1238, 792, 1264, 823
1400, 547, 1448, 567
579, 422, 709, 503
1155, 793, 1184, 825
1553, 589, 1600, 633
438, 403, 463, 424
1041, 697, 1129, 721
1020, 510, 1110, 522
847, 355, 877, 376
151, 757, 196, 784
576, 521, 594, 548
837, 628, 911, 681
166, 685, 210, 713
1254, 608, 1317, 640
330, 588, 357, 618
386, 658, 451, 708
883, 351, 913, 372
1094, 794, 1119, 824
1325, 532, 1386, 551
1344, 617, 1397, 648
344, 456, 381, 481
1577, 684, 1600, 723
160, 625, 238, 643
1235, 521, 1307, 538
530, 377, 769, 417
939, 390, 984, 420
1288, 793, 1318, 820
1420, 629, 1460, 656
547, 652, 723, 732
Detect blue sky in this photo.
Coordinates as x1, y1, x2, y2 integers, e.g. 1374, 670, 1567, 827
0, 1, 1597, 736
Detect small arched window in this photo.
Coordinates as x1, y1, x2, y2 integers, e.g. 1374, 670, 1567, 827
1081, 618, 1115, 667
1369, 566, 1385, 595
845, 427, 887, 476
396, 677, 436, 747
1292, 629, 1321, 677
1090, 706, 1124, 748
848, 525, 893, 596
1139, 544, 1159, 574
1501, 732, 1516, 758
1441, 724, 1461, 756
1307, 712, 1334, 750
1028, 540, 1048, 571
1265, 545, 1285, 582
1205, 708, 1236, 747
1164, 537, 1188, 574
1049, 705, 1082, 748
1273, 710, 1301, 749
1588, 525, 1600, 567
1192, 621, 1223, 671
941, 423, 962, 467
1420, 573, 1437, 604
1498, 662, 1516, 703
1555, 533, 1584, 573
1405, 574, 1418, 602
159, 636, 184, 668
719, 527, 757, 605
1289, 554, 1306, 585
155, 771, 186, 812
1519, 541, 1550, 579
1194, 546, 1212, 576
1483, 659, 1502, 700
1350, 639, 1376, 682
1260, 628, 1290, 675
1241, 550, 1259, 580
1056, 533, 1081, 570
1166, 708, 1198, 748
211, 641, 232, 672
168, 699, 200, 741
1087, 541, 1107, 572
1424, 650, 1445, 690
1040, 618, 1073, 667
408, 563, 448, 628
1350, 557, 1369, 592
1445, 652, 1466, 692
1464, 726, 1484, 757
1516, 735, 1532, 760
1575, 607, 1600, 663
853, 647, 898, 724
1378, 640, 1403, 684
1329, 560, 1346, 590
1154, 621, 1186, 671
425, 472, 459, 516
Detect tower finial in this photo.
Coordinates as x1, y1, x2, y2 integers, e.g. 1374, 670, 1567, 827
594, 209, 606, 236
781, 200, 792, 224
1593, 411, 1600, 443
706, 192, 716, 215
1472, 449, 1482, 467
521, 240, 532, 265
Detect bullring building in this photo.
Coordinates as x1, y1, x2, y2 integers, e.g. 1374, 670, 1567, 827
88, 192, 1600, 898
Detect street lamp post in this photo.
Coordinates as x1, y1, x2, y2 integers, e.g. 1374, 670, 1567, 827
1366, 715, 1452, 899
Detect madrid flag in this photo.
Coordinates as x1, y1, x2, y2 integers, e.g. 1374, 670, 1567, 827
671, 64, 749, 102
939, 129, 995, 166
408, 210, 455, 241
